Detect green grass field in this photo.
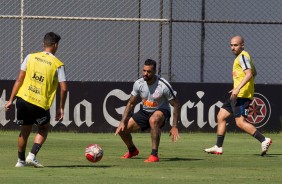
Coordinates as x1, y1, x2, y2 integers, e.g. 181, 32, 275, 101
0, 131, 281, 184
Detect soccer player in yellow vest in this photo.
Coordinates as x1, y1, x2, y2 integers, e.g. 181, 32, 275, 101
5, 32, 68, 167
204, 36, 272, 156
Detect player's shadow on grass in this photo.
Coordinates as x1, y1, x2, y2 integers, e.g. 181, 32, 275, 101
253, 153, 282, 157
46, 165, 114, 168
119, 157, 203, 162
162, 157, 204, 162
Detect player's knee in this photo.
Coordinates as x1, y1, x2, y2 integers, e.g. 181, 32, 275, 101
217, 113, 225, 122
149, 118, 161, 129
126, 119, 141, 132
235, 118, 245, 129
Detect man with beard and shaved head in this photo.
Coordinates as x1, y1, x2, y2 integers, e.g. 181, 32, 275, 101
204, 36, 272, 156
115, 59, 180, 162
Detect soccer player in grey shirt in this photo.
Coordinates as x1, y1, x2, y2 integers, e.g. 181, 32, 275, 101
115, 59, 180, 162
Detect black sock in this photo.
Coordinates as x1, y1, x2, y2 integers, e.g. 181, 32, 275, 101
252, 130, 265, 143
128, 146, 137, 153
216, 135, 225, 147
31, 143, 42, 156
18, 151, 25, 161
151, 149, 158, 156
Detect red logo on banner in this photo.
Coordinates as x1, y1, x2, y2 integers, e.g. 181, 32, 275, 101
246, 93, 271, 128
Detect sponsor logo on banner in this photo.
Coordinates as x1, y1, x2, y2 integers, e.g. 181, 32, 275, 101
0, 88, 221, 129
0, 83, 277, 132
246, 93, 271, 128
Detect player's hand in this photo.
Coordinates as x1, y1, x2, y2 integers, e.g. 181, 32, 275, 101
55, 108, 64, 121
169, 126, 180, 142
229, 88, 239, 100
5, 101, 13, 112
115, 122, 125, 136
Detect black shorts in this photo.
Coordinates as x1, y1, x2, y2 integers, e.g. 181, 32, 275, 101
132, 109, 171, 131
16, 97, 50, 126
221, 98, 251, 118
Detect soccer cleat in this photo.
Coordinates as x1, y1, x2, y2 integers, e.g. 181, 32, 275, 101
144, 155, 159, 163
204, 145, 223, 155
26, 152, 44, 168
121, 148, 139, 159
261, 138, 272, 156
15, 159, 26, 167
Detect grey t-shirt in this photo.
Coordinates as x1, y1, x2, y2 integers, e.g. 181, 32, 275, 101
131, 76, 177, 112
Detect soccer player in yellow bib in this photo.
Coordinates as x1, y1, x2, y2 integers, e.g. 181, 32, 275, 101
204, 36, 272, 156
5, 32, 68, 167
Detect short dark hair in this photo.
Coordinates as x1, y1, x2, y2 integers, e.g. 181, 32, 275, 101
144, 59, 156, 70
44, 32, 61, 46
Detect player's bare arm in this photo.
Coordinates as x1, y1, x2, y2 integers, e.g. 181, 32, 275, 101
5, 70, 26, 111
115, 95, 138, 135
168, 98, 181, 142
56, 81, 68, 121
230, 69, 253, 100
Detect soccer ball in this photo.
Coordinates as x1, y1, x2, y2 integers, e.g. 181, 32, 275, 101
85, 144, 103, 163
